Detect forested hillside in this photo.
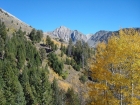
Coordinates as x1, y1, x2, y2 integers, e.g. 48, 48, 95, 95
0, 21, 83, 105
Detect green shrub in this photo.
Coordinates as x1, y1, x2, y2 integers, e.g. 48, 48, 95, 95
79, 75, 87, 83
73, 64, 80, 71
62, 70, 68, 80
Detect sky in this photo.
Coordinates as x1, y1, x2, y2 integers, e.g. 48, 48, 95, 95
0, 0, 140, 34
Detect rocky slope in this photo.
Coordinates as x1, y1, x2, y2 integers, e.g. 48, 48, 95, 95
0, 8, 32, 35
87, 30, 114, 47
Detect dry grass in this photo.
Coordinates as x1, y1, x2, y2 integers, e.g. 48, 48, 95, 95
51, 38, 62, 48
48, 66, 72, 92
48, 67, 63, 82
57, 80, 72, 91
42, 36, 68, 48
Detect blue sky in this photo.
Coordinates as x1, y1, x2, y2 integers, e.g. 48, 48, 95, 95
0, 0, 140, 34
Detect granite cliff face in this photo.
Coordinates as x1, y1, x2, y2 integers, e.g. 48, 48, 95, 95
45, 26, 89, 43
50, 26, 72, 42
71, 30, 87, 43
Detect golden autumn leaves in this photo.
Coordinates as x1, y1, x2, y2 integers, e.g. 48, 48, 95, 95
89, 29, 140, 105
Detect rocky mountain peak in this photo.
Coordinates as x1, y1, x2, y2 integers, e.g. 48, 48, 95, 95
51, 26, 72, 42
45, 26, 88, 43
59, 26, 70, 29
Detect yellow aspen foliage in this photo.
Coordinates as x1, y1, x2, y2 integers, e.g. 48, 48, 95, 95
88, 29, 140, 105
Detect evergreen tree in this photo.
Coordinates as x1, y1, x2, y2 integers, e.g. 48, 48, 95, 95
61, 51, 64, 57
17, 46, 26, 69
38, 69, 53, 105
0, 37, 4, 59
48, 53, 64, 75
39, 48, 46, 61
2, 62, 26, 105
52, 78, 64, 105
0, 88, 6, 105
46, 35, 52, 48
34, 52, 41, 67
36, 30, 43, 42
54, 44, 58, 51
0, 61, 6, 104
19, 68, 36, 105
0, 20, 7, 41
67, 38, 73, 56
65, 88, 80, 105
29, 28, 36, 42
65, 58, 70, 65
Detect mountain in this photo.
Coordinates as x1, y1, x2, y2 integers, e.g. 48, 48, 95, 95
87, 28, 140, 47
45, 26, 115, 47
87, 30, 115, 47
1, 8, 140, 48
46, 26, 140, 48
71, 30, 87, 43
45, 26, 89, 43
0, 8, 32, 35
45, 26, 72, 42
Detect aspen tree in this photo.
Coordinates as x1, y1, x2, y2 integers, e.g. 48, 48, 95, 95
89, 29, 140, 105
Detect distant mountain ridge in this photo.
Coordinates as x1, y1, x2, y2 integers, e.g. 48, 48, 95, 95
1, 8, 139, 47
45, 26, 112, 46
45, 26, 140, 47
87, 30, 114, 47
